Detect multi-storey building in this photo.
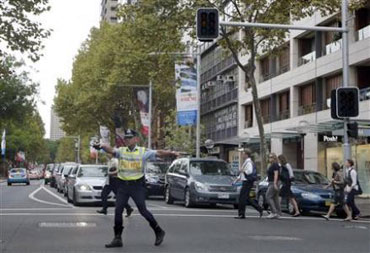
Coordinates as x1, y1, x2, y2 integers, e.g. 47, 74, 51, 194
200, 2, 370, 195
100, 0, 137, 23
50, 107, 65, 141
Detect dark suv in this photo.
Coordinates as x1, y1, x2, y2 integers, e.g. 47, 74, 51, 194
144, 161, 171, 198
164, 158, 239, 208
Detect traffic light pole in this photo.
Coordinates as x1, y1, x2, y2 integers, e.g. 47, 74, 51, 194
341, 0, 351, 162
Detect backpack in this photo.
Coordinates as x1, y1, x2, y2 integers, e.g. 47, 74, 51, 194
244, 161, 257, 182
280, 165, 290, 184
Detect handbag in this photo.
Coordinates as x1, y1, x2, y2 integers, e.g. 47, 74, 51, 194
355, 180, 363, 195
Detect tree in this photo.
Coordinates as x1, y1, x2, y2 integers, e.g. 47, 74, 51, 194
54, 1, 192, 147
192, 0, 364, 174
0, 57, 38, 123
0, 0, 51, 62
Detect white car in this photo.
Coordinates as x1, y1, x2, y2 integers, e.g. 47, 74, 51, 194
66, 164, 114, 206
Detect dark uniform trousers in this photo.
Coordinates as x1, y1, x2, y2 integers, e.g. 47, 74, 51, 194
238, 180, 262, 216
114, 176, 158, 230
101, 176, 132, 211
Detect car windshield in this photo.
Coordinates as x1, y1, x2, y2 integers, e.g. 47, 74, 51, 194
146, 163, 169, 174
77, 166, 107, 177
10, 168, 26, 173
190, 161, 232, 176
294, 171, 329, 185
63, 166, 74, 176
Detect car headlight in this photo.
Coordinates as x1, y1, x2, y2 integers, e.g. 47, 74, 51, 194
77, 184, 92, 191
194, 182, 208, 192
301, 192, 321, 201
146, 176, 159, 183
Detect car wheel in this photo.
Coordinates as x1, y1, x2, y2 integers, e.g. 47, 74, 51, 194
26, 181, 30, 185
72, 189, 79, 206
7, 182, 11, 186
165, 186, 174, 204
184, 188, 194, 208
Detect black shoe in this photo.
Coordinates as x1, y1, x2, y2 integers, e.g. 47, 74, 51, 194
234, 216, 246, 219
126, 208, 134, 217
96, 209, 107, 215
154, 228, 165, 246
105, 236, 123, 248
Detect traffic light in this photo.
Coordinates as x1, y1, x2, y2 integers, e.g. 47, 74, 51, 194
347, 122, 358, 138
336, 87, 359, 118
330, 89, 339, 120
196, 8, 219, 42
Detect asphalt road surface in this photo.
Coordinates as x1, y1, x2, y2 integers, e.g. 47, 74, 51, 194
1, 180, 369, 253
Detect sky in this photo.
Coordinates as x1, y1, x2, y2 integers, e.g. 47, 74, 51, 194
30, 0, 101, 138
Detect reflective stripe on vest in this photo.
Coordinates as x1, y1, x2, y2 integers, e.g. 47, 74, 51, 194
117, 147, 146, 181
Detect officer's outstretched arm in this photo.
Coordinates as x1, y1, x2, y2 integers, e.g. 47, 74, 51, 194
100, 144, 115, 155
156, 150, 179, 159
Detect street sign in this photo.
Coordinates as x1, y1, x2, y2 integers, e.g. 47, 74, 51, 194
196, 8, 219, 42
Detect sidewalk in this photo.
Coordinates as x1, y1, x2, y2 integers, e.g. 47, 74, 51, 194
356, 197, 370, 218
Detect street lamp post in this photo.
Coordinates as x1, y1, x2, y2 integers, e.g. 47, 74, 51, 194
63, 135, 80, 163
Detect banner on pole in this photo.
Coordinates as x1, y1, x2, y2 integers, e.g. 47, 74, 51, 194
134, 88, 150, 136
175, 63, 197, 125
1, 129, 5, 156
99, 126, 110, 145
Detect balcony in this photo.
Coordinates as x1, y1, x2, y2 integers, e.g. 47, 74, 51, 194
298, 103, 316, 116
357, 24, 370, 41
299, 51, 316, 66
201, 88, 238, 115
244, 120, 252, 129
325, 39, 342, 55
275, 110, 290, 121
360, 87, 370, 101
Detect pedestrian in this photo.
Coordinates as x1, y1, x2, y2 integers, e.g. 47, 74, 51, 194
234, 148, 264, 219
96, 157, 134, 217
96, 129, 179, 248
322, 162, 351, 220
343, 159, 361, 221
265, 153, 282, 219
278, 154, 300, 217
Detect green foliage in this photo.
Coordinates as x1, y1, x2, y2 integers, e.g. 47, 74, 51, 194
55, 138, 76, 163
0, 0, 51, 62
0, 57, 38, 123
54, 0, 191, 148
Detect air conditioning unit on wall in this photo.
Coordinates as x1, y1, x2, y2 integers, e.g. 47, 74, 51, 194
216, 75, 224, 81
224, 76, 234, 83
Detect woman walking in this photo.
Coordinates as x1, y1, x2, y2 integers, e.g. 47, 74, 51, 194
278, 155, 300, 217
344, 159, 361, 221
266, 153, 282, 219
322, 162, 351, 220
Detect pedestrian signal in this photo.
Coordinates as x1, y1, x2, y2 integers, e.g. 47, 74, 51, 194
336, 87, 359, 118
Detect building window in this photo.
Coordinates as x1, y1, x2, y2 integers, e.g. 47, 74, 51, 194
356, 7, 370, 41
298, 36, 315, 66
278, 47, 290, 74
357, 66, 370, 101
277, 91, 290, 120
324, 73, 342, 109
244, 104, 253, 128
299, 82, 316, 115
260, 98, 270, 124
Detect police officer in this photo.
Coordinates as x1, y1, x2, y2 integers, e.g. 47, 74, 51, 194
97, 129, 179, 248
96, 157, 134, 216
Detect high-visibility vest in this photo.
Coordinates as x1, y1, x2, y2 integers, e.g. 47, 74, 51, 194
117, 146, 146, 181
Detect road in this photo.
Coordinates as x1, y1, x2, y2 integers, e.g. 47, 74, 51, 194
1, 180, 369, 253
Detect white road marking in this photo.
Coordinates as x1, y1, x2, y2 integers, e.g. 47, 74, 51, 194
40, 185, 75, 208
28, 186, 72, 208
249, 235, 303, 241
39, 222, 97, 228
0, 212, 369, 224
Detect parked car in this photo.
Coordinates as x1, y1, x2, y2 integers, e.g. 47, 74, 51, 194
256, 169, 341, 216
66, 164, 111, 206
44, 163, 55, 184
58, 163, 78, 194
7, 168, 30, 186
144, 161, 171, 198
29, 170, 40, 180
164, 158, 239, 208
50, 163, 62, 188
